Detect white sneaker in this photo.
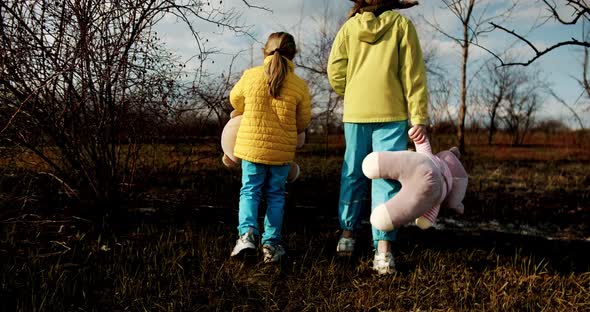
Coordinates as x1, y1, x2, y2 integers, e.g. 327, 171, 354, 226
372, 252, 395, 275
336, 236, 356, 256
262, 244, 286, 263
230, 231, 256, 257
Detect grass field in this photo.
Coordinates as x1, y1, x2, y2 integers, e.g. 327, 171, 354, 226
1, 131, 589, 311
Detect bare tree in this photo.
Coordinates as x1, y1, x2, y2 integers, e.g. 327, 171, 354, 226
189, 53, 243, 134
574, 26, 590, 113
419, 35, 455, 132
475, 57, 546, 145
490, 0, 590, 66
294, 2, 344, 153
477, 59, 515, 145
426, 0, 518, 153
499, 68, 545, 145
502, 94, 539, 145
541, 26, 588, 137
582, 45, 590, 101
0, 0, 264, 208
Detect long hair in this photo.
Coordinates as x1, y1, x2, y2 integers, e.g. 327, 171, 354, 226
348, 0, 419, 18
263, 32, 297, 99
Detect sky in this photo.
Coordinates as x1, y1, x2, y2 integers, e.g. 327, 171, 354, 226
154, 0, 589, 129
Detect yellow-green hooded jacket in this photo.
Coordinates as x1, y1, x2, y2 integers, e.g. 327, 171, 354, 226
230, 56, 311, 165
327, 10, 429, 125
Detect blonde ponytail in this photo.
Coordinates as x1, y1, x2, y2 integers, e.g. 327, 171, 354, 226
263, 32, 297, 99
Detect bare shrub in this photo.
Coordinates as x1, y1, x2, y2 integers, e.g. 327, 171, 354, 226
0, 0, 259, 209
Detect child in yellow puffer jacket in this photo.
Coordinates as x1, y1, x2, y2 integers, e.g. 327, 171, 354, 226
229, 32, 311, 264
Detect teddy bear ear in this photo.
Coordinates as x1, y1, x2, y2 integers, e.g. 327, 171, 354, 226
449, 147, 461, 158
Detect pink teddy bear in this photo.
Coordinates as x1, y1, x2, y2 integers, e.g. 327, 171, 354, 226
362, 127, 468, 231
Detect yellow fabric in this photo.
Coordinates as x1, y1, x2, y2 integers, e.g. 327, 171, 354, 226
327, 10, 429, 125
230, 56, 311, 165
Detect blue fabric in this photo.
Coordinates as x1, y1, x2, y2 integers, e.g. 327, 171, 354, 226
238, 160, 290, 246
338, 121, 408, 248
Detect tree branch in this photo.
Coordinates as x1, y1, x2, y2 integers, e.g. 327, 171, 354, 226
542, 0, 590, 25
548, 88, 586, 130
490, 22, 590, 66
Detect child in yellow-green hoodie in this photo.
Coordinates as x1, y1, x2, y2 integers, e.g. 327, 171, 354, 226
327, 0, 428, 274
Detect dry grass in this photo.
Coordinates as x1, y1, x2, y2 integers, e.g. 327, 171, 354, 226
1, 131, 589, 311
1, 218, 589, 312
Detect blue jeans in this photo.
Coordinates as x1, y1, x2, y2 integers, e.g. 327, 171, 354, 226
338, 121, 408, 249
238, 160, 290, 246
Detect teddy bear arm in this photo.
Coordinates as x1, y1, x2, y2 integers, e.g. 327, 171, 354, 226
370, 159, 443, 229
414, 138, 433, 155
363, 151, 430, 180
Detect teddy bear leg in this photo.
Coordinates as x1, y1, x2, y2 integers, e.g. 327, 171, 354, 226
370, 203, 395, 232
415, 205, 440, 230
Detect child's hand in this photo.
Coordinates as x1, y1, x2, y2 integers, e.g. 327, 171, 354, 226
408, 125, 427, 144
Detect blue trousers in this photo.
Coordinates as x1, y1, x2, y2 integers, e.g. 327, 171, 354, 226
238, 160, 290, 246
338, 121, 408, 249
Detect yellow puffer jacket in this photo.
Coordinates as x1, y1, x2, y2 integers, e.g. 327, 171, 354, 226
230, 56, 311, 165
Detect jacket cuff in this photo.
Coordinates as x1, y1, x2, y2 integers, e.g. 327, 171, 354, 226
410, 117, 430, 126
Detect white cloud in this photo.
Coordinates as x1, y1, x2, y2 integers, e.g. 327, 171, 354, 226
152, 0, 587, 128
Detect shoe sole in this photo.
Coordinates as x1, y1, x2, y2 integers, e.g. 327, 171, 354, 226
231, 247, 257, 259
336, 250, 353, 257
373, 268, 396, 275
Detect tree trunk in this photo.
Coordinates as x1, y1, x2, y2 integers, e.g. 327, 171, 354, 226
458, 41, 468, 153
487, 112, 496, 145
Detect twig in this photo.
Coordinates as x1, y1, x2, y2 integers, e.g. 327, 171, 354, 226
241, 0, 272, 12
0, 70, 66, 134
38, 172, 79, 199
72, 216, 92, 223
50, 240, 72, 253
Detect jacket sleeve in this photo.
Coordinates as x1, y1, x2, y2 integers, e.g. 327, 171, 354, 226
399, 19, 429, 126
327, 28, 348, 96
229, 71, 246, 113
296, 83, 312, 133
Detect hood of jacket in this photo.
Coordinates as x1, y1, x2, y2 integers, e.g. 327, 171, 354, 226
353, 10, 401, 43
